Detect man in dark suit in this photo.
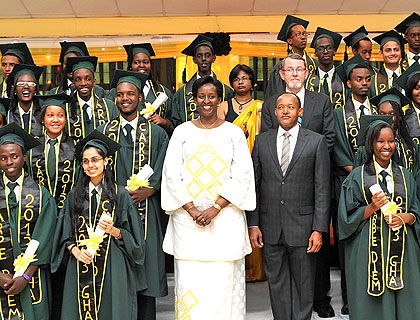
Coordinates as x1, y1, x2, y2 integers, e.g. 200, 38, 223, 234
248, 92, 330, 320
261, 53, 335, 152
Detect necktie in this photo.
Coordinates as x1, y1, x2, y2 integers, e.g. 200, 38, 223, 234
414, 56, 420, 64
123, 124, 133, 145
281, 132, 291, 174
359, 105, 366, 116
22, 113, 30, 132
47, 139, 57, 182
322, 73, 330, 96
379, 171, 390, 197
392, 72, 398, 86
7, 182, 18, 205
82, 103, 93, 134
91, 188, 98, 214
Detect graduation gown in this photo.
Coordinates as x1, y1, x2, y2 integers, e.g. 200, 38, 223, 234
369, 64, 406, 97
65, 93, 119, 143
48, 84, 106, 99
265, 51, 317, 99
0, 172, 57, 320
51, 185, 145, 320
403, 102, 420, 145
100, 115, 169, 297
7, 105, 43, 139
168, 72, 234, 130
338, 162, 420, 320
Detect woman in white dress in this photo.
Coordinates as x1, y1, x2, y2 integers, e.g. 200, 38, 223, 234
162, 76, 255, 319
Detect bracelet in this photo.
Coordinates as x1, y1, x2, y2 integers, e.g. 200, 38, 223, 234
70, 245, 77, 255
22, 273, 31, 282
185, 204, 195, 212
68, 244, 76, 252
213, 203, 222, 211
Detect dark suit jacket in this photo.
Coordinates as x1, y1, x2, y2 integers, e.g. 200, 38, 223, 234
247, 127, 330, 246
261, 89, 335, 152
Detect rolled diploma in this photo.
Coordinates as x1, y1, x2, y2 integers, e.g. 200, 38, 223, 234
126, 164, 154, 191
86, 213, 112, 257
143, 92, 168, 119
369, 184, 400, 231
13, 239, 39, 278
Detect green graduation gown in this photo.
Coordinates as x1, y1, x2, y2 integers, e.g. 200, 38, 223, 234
338, 162, 420, 320
51, 185, 145, 320
100, 115, 169, 298
0, 172, 57, 320
168, 72, 234, 130
403, 102, 420, 145
369, 64, 406, 97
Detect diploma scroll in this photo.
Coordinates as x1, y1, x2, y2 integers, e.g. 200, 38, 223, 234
13, 239, 39, 278
140, 92, 169, 119
126, 164, 154, 191
369, 184, 400, 231
85, 213, 112, 257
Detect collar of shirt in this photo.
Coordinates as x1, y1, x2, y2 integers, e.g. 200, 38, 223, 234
5, 174, 24, 198
46, 133, 62, 154
318, 65, 335, 81
121, 116, 138, 139
18, 104, 32, 116
407, 51, 420, 65
385, 67, 401, 80
286, 87, 305, 108
277, 123, 300, 140
376, 161, 393, 192
80, 96, 93, 118
352, 96, 371, 118
142, 80, 151, 99
89, 182, 102, 200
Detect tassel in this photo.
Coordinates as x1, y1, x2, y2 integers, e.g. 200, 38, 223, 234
182, 67, 187, 84
344, 46, 349, 61
287, 44, 292, 54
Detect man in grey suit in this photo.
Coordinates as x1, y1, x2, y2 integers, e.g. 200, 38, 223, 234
261, 53, 335, 152
248, 93, 330, 320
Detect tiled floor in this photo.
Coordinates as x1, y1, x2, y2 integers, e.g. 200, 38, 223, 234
156, 269, 349, 319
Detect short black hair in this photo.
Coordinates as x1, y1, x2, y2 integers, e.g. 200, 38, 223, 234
352, 37, 371, 51
406, 73, 420, 101
192, 76, 223, 99
276, 92, 301, 109
349, 63, 370, 79
365, 122, 395, 163
229, 64, 256, 87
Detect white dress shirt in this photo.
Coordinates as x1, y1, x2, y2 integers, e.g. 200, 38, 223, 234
46, 134, 62, 161
80, 96, 93, 119
143, 80, 151, 99
120, 116, 138, 141
376, 161, 394, 194
276, 123, 300, 167
89, 182, 102, 202
5, 174, 24, 203
407, 51, 420, 66
353, 97, 372, 119
384, 67, 401, 87
318, 66, 335, 93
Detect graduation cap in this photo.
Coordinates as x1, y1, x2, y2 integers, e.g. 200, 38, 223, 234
336, 53, 367, 84
0, 43, 34, 65
6, 64, 44, 87
310, 27, 342, 51
357, 115, 394, 146
395, 12, 420, 35
66, 56, 97, 74
37, 93, 74, 110
75, 129, 121, 161
111, 69, 148, 92
59, 41, 89, 63
372, 30, 407, 49
370, 87, 410, 108
344, 26, 370, 48
0, 122, 40, 151
181, 35, 214, 56
277, 15, 309, 42
395, 62, 420, 90
0, 98, 10, 117
124, 43, 155, 66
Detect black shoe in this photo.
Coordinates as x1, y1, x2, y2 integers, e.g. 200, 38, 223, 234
313, 301, 335, 318
341, 303, 349, 315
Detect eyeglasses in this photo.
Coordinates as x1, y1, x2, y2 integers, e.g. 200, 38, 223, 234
233, 76, 250, 82
315, 46, 334, 53
16, 81, 36, 87
289, 32, 309, 39
282, 68, 306, 75
82, 157, 103, 165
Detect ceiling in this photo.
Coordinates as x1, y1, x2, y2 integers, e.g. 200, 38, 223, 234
5, 0, 420, 18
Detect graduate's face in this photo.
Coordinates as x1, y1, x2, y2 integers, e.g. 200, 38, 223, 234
232, 70, 253, 95
72, 68, 96, 100
378, 101, 396, 129
131, 53, 151, 74
0, 114, 5, 127
353, 40, 372, 64
412, 80, 420, 106
275, 94, 302, 130
380, 41, 401, 67
116, 82, 142, 117
82, 147, 108, 181
63, 52, 78, 81
373, 127, 395, 167
347, 68, 371, 98
0, 143, 26, 181
14, 74, 36, 103
287, 25, 308, 51
280, 58, 308, 92
1, 55, 20, 80
195, 83, 221, 119
405, 26, 420, 52
43, 105, 66, 138
315, 37, 335, 66
193, 46, 216, 75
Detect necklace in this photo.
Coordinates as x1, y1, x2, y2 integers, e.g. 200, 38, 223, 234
234, 97, 253, 111
198, 117, 219, 129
